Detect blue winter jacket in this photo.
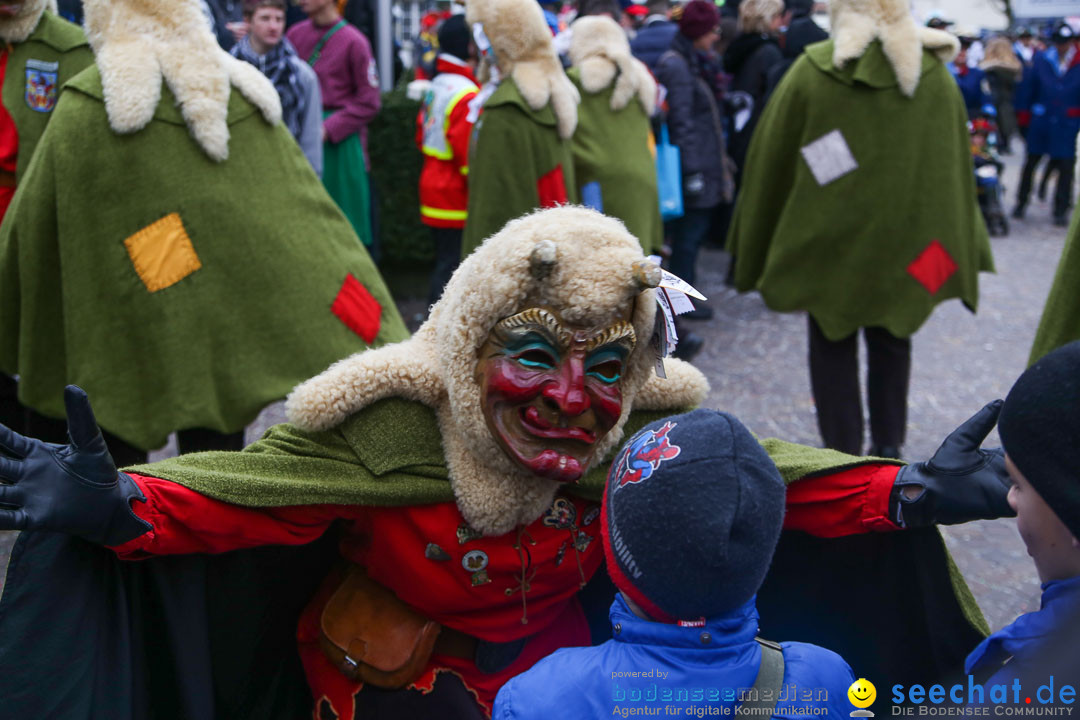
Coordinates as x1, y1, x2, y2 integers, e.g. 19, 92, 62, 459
492, 594, 856, 720
1016, 47, 1080, 158
950, 64, 990, 116
964, 574, 1080, 685
630, 19, 679, 69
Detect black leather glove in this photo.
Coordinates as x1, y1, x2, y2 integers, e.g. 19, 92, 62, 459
0, 385, 151, 546
890, 400, 1015, 528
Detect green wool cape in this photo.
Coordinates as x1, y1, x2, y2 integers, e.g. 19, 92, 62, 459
567, 68, 662, 254
1029, 214, 1080, 364
129, 396, 988, 686
461, 78, 577, 257
131, 396, 898, 506
728, 40, 994, 341
0, 66, 408, 451
4, 11, 93, 180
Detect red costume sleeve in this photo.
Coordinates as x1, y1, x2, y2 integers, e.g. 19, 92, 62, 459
782, 464, 901, 538
109, 473, 365, 559
112, 463, 899, 557
0, 49, 20, 223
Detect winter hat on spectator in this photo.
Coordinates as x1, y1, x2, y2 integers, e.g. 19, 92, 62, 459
438, 14, 472, 61
601, 409, 786, 622
998, 340, 1080, 540
679, 0, 720, 40
1052, 22, 1076, 44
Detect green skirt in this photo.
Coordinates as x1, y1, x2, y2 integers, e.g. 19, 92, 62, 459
322, 111, 372, 247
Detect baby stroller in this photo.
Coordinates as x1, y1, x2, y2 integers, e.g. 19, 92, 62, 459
971, 110, 1008, 236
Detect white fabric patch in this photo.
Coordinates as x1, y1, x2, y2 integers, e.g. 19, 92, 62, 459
800, 130, 858, 186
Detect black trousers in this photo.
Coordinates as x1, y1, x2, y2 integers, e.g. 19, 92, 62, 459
808, 316, 911, 455
427, 227, 462, 307
24, 410, 245, 467
1017, 153, 1075, 219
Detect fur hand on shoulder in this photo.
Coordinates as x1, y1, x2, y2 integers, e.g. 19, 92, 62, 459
84, 0, 282, 162
514, 57, 580, 139
570, 15, 657, 116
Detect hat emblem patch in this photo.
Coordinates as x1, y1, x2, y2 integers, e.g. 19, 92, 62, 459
614, 421, 680, 490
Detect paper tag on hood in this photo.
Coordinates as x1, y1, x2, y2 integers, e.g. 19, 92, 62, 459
658, 269, 706, 301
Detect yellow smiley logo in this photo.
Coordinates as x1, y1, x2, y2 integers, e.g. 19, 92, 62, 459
848, 679, 876, 709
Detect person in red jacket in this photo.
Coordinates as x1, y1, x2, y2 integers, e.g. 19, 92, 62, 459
416, 15, 479, 306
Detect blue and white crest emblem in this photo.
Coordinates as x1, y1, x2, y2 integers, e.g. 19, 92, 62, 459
25, 59, 59, 113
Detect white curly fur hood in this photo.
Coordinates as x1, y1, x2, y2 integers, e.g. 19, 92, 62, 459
830, 0, 959, 97
569, 15, 656, 115
82, 0, 282, 161
467, 0, 579, 139
0, 0, 53, 44
287, 207, 708, 535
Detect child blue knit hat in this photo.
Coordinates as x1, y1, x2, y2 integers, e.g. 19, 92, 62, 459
601, 409, 787, 622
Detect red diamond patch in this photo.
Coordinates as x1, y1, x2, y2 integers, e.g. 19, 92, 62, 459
537, 164, 568, 209
331, 273, 382, 344
907, 239, 957, 295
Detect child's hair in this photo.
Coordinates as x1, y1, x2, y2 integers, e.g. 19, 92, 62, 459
243, 0, 287, 17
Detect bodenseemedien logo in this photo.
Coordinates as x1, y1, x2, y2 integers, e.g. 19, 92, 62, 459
849, 679, 877, 718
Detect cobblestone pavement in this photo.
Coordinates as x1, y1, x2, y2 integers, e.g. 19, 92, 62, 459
0, 155, 1067, 632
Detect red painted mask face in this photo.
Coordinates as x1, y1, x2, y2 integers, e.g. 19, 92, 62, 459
476, 306, 636, 484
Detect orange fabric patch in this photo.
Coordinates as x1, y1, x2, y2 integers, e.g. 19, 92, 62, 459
123, 213, 202, 292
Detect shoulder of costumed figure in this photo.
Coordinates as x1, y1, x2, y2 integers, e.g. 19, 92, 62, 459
569, 15, 656, 115
287, 206, 709, 435
466, 0, 579, 138
81, 0, 281, 161
830, 0, 958, 97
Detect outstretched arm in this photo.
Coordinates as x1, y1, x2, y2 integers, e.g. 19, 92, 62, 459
0, 386, 151, 546
112, 474, 356, 558
0, 385, 363, 557
776, 401, 1013, 538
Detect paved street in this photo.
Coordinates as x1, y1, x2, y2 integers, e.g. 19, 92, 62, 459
0, 154, 1068, 632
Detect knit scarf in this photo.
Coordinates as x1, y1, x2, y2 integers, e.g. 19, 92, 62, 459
230, 35, 304, 138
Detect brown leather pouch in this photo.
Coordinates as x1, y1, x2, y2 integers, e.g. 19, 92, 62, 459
319, 566, 442, 689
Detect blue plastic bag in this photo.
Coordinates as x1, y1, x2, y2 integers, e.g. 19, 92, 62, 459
656, 123, 683, 221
